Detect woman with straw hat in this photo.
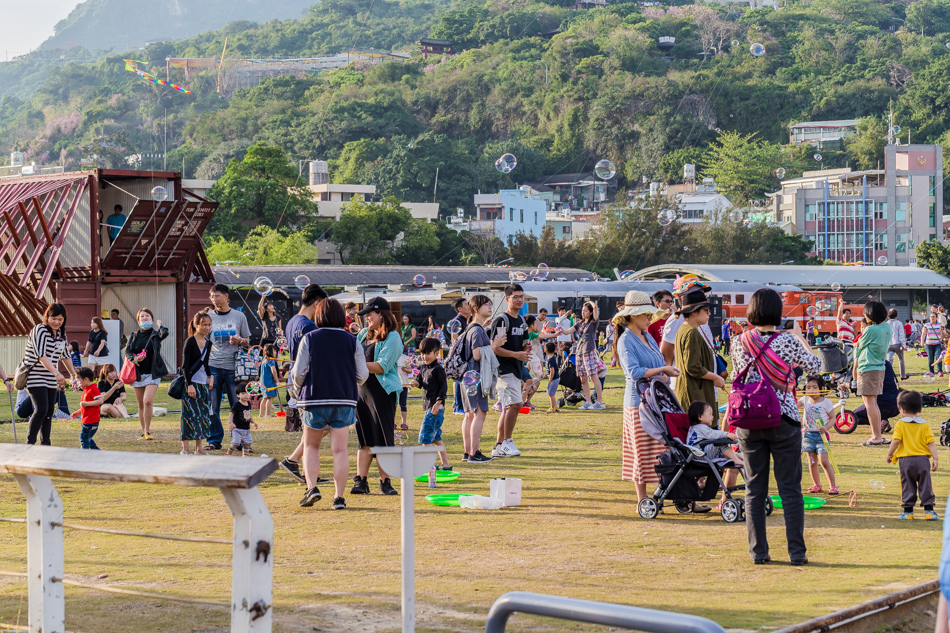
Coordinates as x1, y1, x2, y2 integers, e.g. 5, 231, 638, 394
612, 290, 680, 503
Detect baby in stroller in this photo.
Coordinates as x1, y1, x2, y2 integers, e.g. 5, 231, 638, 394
637, 379, 764, 523
686, 400, 743, 467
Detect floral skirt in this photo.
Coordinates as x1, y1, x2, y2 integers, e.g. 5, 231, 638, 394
621, 406, 664, 484
181, 384, 212, 441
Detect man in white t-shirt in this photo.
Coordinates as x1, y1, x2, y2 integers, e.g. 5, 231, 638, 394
556, 305, 575, 344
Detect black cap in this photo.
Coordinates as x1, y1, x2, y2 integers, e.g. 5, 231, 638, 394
357, 296, 390, 315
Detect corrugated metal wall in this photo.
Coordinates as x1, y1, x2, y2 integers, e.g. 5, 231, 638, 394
101, 283, 179, 372
0, 336, 29, 373
60, 187, 91, 268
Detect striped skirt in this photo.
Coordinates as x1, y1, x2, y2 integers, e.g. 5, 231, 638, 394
621, 405, 664, 484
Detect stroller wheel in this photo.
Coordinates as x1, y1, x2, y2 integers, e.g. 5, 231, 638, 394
638, 497, 660, 520
834, 410, 857, 434
673, 501, 693, 514
557, 398, 565, 408
737, 498, 746, 522
765, 495, 774, 517
720, 499, 742, 523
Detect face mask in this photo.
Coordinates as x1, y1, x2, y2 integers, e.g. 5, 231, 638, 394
139, 321, 153, 329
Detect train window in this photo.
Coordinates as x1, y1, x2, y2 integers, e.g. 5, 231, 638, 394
799, 295, 810, 304
736, 294, 745, 304
721, 294, 731, 303
527, 301, 537, 314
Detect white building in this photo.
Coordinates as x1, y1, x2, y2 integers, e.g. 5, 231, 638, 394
472, 189, 547, 242
306, 161, 440, 221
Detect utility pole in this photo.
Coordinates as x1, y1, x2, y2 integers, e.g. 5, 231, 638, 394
433, 167, 439, 203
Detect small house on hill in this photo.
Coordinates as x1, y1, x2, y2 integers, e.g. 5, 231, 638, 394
419, 38, 455, 59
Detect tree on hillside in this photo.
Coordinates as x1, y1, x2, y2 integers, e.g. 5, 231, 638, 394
915, 239, 950, 277
205, 226, 321, 266
702, 132, 783, 203
332, 197, 412, 264
206, 142, 317, 241
845, 117, 888, 170
906, 0, 950, 36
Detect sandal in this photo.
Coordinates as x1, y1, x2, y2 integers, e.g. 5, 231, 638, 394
806, 484, 822, 493
828, 485, 840, 495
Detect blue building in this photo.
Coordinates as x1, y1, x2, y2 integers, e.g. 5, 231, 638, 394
472, 188, 547, 242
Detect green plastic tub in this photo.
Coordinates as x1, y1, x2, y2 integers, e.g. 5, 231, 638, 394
770, 495, 826, 510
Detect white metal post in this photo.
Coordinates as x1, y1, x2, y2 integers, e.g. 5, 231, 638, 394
401, 449, 415, 633
221, 487, 274, 633
13, 473, 64, 633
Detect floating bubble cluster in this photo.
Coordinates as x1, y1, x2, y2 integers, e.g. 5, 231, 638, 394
750, 42, 765, 57
495, 153, 517, 174
462, 370, 481, 395
657, 208, 676, 227
151, 186, 168, 202
594, 159, 616, 180
254, 277, 274, 296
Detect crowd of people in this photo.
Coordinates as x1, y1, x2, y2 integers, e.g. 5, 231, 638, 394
9, 277, 942, 563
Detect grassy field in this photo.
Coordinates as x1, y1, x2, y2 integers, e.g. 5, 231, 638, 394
0, 351, 946, 633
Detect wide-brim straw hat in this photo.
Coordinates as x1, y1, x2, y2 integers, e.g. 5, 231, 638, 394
612, 290, 657, 324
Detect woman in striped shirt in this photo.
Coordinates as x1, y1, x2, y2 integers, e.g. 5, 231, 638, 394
23, 303, 76, 445
922, 313, 946, 376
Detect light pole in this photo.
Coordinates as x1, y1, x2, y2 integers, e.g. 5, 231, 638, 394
536, 60, 549, 85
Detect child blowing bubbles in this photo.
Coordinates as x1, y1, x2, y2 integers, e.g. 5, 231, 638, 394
77, 367, 122, 449
798, 375, 839, 495
410, 337, 451, 470
886, 390, 939, 520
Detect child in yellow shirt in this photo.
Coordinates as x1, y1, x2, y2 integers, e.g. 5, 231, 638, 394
886, 390, 939, 520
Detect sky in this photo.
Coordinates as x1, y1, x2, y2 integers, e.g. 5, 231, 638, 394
0, 0, 80, 60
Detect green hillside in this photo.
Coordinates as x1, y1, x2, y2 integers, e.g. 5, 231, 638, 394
2, 0, 950, 269
40, 0, 318, 52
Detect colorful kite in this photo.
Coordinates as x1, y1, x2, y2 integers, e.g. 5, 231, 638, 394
124, 59, 191, 94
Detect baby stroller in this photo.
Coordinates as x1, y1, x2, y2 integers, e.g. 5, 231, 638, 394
556, 354, 586, 408
635, 379, 773, 523
814, 338, 854, 391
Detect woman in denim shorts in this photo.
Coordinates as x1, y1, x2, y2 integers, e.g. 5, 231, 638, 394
291, 298, 369, 510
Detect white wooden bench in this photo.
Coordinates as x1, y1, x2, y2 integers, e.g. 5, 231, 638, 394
0, 443, 277, 633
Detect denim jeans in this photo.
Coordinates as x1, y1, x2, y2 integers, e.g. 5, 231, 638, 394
208, 367, 238, 447
926, 344, 944, 374
452, 381, 463, 414
80, 423, 100, 450
737, 420, 806, 563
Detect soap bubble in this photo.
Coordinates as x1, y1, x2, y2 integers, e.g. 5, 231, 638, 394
151, 186, 168, 202
947, 42, 950, 50
814, 153, 822, 161
729, 209, 744, 222
495, 153, 517, 174
509, 271, 528, 282
924, 372, 936, 383
870, 480, 885, 491
448, 320, 463, 335
253, 276, 274, 296
831, 282, 842, 292
876, 255, 888, 266
619, 270, 637, 282
891, 126, 901, 135
427, 329, 445, 344
462, 369, 481, 395
294, 275, 310, 290
731, 39, 739, 47
407, 142, 415, 149
247, 345, 264, 365
806, 306, 818, 317
245, 381, 264, 396
776, 167, 786, 179
412, 274, 426, 287
816, 299, 832, 311
594, 159, 616, 180
750, 42, 765, 57
657, 208, 676, 226
536, 262, 549, 279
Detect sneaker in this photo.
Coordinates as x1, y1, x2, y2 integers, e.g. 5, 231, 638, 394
924, 510, 941, 520
226, 447, 235, 456
435, 465, 454, 471
468, 450, 494, 463
400, 423, 409, 431
137, 434, 147, 440
243, 447, 254, 455
501, 438, 522, 457
380, 478, 398, 496
179, 451, 191, 455
279, 458, 307, 484
492, 401, 503, 412
790, 557, 809, 566
299, 487, 321, 507
545, 407, 558, 413
332, 497, 346, 510
591, 402, 606, 410
316, 477, 331, 484
351, 475, 370, 495
491, 443, 505, 458
461, 453, 470, 463
578, 402, 592, 410
897, 512, 914, 520
144, 433, 154, 440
